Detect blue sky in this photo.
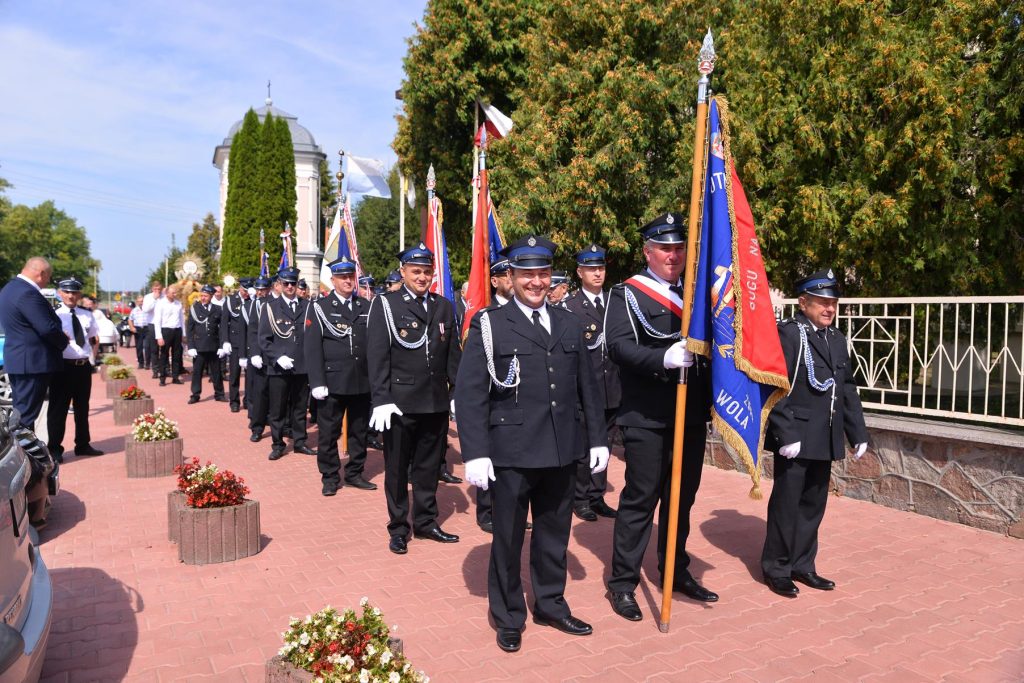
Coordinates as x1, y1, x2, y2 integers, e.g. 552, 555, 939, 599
0, 1, 426, 290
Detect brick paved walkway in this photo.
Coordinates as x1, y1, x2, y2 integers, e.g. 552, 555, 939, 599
36, 350, 1024, 682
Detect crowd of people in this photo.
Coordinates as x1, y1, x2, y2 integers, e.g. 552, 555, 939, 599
0, 217, 867, 652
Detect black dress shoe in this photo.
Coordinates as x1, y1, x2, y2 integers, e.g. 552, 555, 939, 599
534, 614, 592, 636
439, 471, 463, 484
792, 571, 835, 591
188, 396, 200, 404
573, 506, 598, 522
250, 431, 262, 443
152, 373, 159, 379
159, 379, 167, 386
591, 500, 618, 518
765, 576, 800, 597
344, 477, 377, 491
496, 628, 521, 653
609, 591, 643, 621
214, 396, 229, 403
675, 577, 719, 602
268, 449, 285, 461
479, 521, 494, 534
293, 445, 317, 456
230, 404, 240, 413
389, 535, 408, 555
414, 527, 460, 543
322, 482, 338, 497
368, 437, 384, 450
171, 378, 184, 385
52, 450, 64, 464
74, 446, 104, 456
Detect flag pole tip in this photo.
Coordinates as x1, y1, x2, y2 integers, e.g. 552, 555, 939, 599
658, 622, 670, 634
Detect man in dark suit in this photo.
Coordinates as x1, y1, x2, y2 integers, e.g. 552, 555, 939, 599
762, 269, 869, 597
604, 213, 716, 623
0, 257, 68, 428
456, 235, 608, 653
246, 276, 272, 442
186, 284, 227, 404
367, 243, 461, 555
305, 256, 376, 496
258, 267, 316, 460
563, 244, 621, 521
220, 278, 251, 413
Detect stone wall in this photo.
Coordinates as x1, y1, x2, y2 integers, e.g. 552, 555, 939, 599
704, 414, 1024, 538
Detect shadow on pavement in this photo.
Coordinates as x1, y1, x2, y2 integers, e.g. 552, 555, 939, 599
461, 542, 490, 597
699, 508, 765, 580
37, 489, 87, 544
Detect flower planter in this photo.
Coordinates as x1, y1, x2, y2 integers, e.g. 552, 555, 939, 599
113, 397, 155, 425
125, 436, 183, 478
264, 639, 404, 683
174, 499, 261, 565
106, 377, 136, 399
167, 491, 186, 542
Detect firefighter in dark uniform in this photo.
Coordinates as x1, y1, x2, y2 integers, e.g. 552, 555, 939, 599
367, 243, 461, 555
258, 267, 316, 460
186, 284, 227, 404
305, 256, 377, 496
563, 244, 620, 521
455, 235, 608, 653
220, 278, 251, 413
762, 269, 869, 597
604, 213, 716, 623
246, 276, 272, 441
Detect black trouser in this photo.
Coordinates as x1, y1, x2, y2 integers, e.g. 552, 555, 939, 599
382, 411, 447, 537
248, 367, 268, 432
762, 456, 832, 579
489, 463, 575, 630
9, 373, 49, 429
608, 422, 707, 593
225, 352, 242, 407
46, 361, 92, 454
146, 324, 159, 370
157, 328, 183, 379
268, 374, 309, 450
190, 350, 224, 399
476, 486, 492, 526
134, 328, 149, 366
575, 407, 618, 508
315, 393, 371, 486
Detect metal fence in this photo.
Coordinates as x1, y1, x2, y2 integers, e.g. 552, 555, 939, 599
774, 297, 1024, 428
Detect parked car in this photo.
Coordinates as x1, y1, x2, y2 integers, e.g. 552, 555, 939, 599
0, 408, 53, 683
0, 320, 10, 407
93, 309, 118, 355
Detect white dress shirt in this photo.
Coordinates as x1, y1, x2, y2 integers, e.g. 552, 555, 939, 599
582, 288, 604, 308
56, 304, 98, 360
152, 298, 185, 340
494, 293, 510, 306
513, 297, 550, 333
141, 291, 162, 315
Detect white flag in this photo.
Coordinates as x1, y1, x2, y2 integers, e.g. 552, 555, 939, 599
477, 100, 514, 139
346, 156, 392, 198
406, 178, 417, 209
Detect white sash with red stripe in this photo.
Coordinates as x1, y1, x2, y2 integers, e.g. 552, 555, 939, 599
624, 273, 683, 316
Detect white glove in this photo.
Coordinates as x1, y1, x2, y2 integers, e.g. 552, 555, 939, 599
853, 442, 868, 459
780, 442, 801, 459
222, 342, 232, 355
187, 348, 198, 359
239, 358, 248, 369
250, 356, 263, 369
277, 355, 294, 370
589, 446, 610, 474
450, 399, 456, 418
369, 403, 403, 431
663, 340, 695, 369
216, 348, 227, 359
311, 386, 329, 400
465, 458, 496, 490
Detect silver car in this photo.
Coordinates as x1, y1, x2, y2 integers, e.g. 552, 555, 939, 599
0, 409, 52, 683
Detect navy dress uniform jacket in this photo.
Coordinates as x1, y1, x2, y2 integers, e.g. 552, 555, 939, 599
258, 297, 310, 375
186, 302, 223, 353
366, 289, 460, 414
246, 298, 266, 358
455, 302, 607, 468
219, 293, 249, 351
0, 277, 68, 374
563, 290, 621, 411
766, 312, 868, 460
304, 292, 371, 395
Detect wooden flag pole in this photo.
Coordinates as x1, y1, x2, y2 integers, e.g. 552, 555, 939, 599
659, 29, 716, 634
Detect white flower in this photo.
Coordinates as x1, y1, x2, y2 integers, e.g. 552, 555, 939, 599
359, 669, 370, 683
340, 655, 354, 670
373, 607, 381, 616
360, 596, 369, 607
391, 624, 398, 633
380, 650, 392, 665
389, 674, 400, 683
299, 632, 310, 646
367, 643, 377, 657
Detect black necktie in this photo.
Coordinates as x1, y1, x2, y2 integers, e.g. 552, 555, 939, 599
70, 308, 85, 346
669, 284, 683, 298
817, 328, 832, 361
416, 295, 427, 313
532, 310, 549, 343
595, 295, 604, 314
290, 300, 296, 314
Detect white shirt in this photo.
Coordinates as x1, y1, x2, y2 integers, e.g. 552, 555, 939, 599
582, 288, 604, 308
403, 286, 429, 310
645, 268, 680, 289
56, 304, 98, 360
513, 297, 550, 333
494, 293, 509, 306
16, 273, 41, 292
152, 298, 185, 339
211, 295, 225, 307
141, 291, 162, 315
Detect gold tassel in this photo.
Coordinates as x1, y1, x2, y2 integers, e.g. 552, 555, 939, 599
749, 482, 763, 500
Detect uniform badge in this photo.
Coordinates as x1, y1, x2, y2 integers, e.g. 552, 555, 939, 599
440, 323, 445, 335
666, 214, 675, 224
591, 245, 598, 252
400, 330, 408, 338
585, 332, 593, 340
332, 299, 338, 307
827, 268, 835, 279
590, 323, 597, 331
528, 236, 536, 246
411, 321, 418, 329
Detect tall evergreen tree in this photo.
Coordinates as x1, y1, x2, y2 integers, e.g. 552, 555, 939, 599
276, 116, 298, 237
220, 109, 263, 275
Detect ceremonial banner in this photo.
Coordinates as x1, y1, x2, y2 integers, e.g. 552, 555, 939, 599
347, 156, 392, 198
319, 206, 343, 284
462, 131, 492, 338
487, 192, 506, 264
687, 96, 789, 497
259, 228, 269, 278
425, 194, 455, 304
278, 224, 292, 272
341, 196, 362, 281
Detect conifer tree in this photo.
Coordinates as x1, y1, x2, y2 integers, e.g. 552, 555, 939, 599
220, 109, 263, 274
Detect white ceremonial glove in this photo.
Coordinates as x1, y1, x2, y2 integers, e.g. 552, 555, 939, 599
249, 356, 263, 369
465, 458, 496, 490
216, 348, 227, 359
239, 358, 248, 369
311, 386, 329, 400
187, 348, 198, 359
222, 342, 232, 355
589, 446, 610, 474
369, 403, 404, 432
853, 442, 868, 459
277, 355, 294, 370
450, 399, 456, 419
663, 340, 695, 369
780, 442, 801, 459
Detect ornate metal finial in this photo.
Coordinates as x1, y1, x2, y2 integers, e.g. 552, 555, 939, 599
698, 29, 716, 75
426, 164, 436, 192
265, 79, 272, 106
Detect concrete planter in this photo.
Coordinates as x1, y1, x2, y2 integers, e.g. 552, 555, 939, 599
174, 499, 261, 565
167, 491, 186, 542
265, 640, 403, 682
126, 436, 183, 478
113, 397, 154, 425
105, 377, 136, 399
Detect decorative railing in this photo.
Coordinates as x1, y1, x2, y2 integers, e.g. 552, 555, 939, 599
774, 297, 1024, 428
